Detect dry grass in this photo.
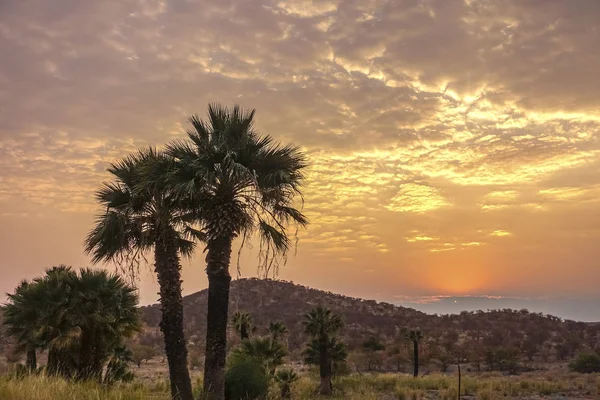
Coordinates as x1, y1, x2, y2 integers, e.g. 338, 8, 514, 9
1, 371, 599, 399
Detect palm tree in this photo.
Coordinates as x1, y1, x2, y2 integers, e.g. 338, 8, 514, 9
268, 321, 288, 342
303, 306, 345, 395
232, 311, 253, 341
71, 268, 140, 381
407, 329, 423, 377
84, 149, 199, 400
275, 368, 298, 399
162, 104, 307, 400
2, 267, 140, 381
230, 336, 286, 375
2, 280, 43, 372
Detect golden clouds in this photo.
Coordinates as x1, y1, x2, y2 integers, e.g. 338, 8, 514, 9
2, 0, 600, 304
386, 183, 450, 213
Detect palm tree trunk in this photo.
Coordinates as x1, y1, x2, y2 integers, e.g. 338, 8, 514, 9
26, 347, 36, 372
318, 339, 333, 395
155, 240, 194, 400
413, 341, 419, 377
203, 236, 233, 400
240, 324, 249, 340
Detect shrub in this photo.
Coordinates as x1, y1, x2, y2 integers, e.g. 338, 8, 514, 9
224, 356, 269, 400
569, 352, 600, 373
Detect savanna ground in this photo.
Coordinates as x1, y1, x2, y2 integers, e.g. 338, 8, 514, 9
1, 362, 599, 400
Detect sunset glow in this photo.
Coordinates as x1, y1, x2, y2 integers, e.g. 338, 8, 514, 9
1, 0, 600, 320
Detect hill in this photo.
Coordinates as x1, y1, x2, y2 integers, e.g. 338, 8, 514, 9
140, 278, 599, 371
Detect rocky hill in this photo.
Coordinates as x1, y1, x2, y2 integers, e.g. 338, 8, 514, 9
140, 278, 598, 366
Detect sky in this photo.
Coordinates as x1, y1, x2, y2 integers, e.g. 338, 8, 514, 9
1, 0, 600, 321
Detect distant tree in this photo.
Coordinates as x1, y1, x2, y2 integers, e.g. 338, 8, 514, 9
303, 306, 346, 395
484, 346, 519, 373
570, 352, 600, 373
232, 312, 254, 341
362, 336, 386, 371
406, 329, 423, 377
188, 349, 203, 371
131, 344, 157, 367
388, 343, 409, 372
268, 321, 288, 342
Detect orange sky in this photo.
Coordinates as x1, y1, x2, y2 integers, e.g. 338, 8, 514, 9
1, 0, 599, 320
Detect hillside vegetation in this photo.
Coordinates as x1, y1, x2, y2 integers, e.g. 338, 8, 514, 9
139, 278, 599, 373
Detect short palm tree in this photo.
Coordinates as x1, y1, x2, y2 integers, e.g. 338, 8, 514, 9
407, 329, 424, 377
230, 336, 286, 375
275, 368, 298, 399
2, 280, 43, 372
2, 267, 140, 381
70, 268, 140, 381
85, 149, 199, 400
162, 104, 307, 400
268, 321, 288, 342
232, 311, 253, 341
303, 307, 345, 395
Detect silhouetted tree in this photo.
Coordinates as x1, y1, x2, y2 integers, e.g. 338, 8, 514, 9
85, 148, 199, 400
232, 312, 253, 341
160, 104, 307, 400
407, 329, 423, 377
303, 307, 346, 395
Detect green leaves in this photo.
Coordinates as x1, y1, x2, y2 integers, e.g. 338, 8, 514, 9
303, 306, 344, 337
164, 103, 308, 275
85, 148, 202, 269
1, 267, 140, 381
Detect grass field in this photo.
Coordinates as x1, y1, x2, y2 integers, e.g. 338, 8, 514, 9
1, 371, 599, 400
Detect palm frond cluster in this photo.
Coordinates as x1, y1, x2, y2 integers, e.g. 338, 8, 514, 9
2, 266, 140, 382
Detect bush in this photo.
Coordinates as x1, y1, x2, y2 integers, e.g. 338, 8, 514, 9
225, 356, 269, 400
569, 352, 600, 373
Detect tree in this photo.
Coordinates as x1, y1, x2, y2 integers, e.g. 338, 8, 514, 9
232, 312, 253, 341
569, 352, 600, 373
230, 336, 286, 375
162, 104, 307, 400
407, 329, 423, 377
268, 321, 288, 342
275, 369, 298, 399
2, 267, 140, 382
2, 280, 43, 372
85, 149, 199, 400
362, 336, 385, 371
131, 344, 157, 367
303, 306, 346, 395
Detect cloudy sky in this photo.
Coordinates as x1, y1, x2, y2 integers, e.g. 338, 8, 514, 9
1, 0, 599, 320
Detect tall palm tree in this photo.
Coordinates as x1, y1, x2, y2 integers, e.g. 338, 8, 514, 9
407, 329, 423, 377
303, 307, 345, 395
162, 104, 307, 400
232, 311, 253, 341
85, 149, 200, 400
268, 321, 288, 342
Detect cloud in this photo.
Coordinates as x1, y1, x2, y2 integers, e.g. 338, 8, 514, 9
1, 0, 600, 310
